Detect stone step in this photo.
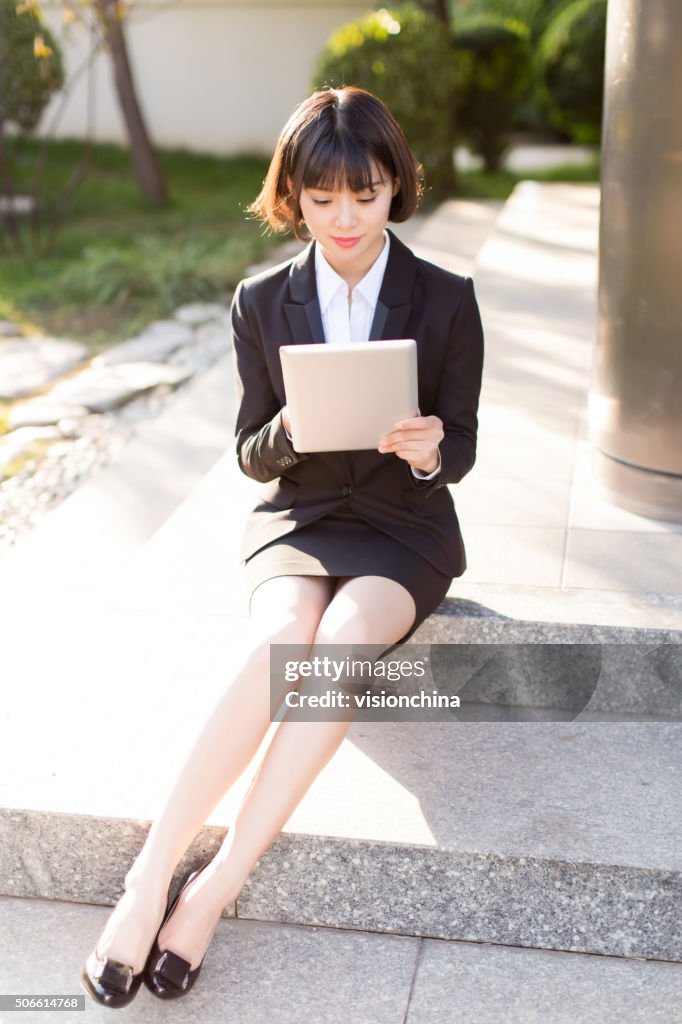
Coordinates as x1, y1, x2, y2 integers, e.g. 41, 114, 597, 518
2, 713, 680, 961
3, 894, 680, 1024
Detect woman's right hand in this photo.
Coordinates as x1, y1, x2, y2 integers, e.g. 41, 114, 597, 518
281, 405, 292, 436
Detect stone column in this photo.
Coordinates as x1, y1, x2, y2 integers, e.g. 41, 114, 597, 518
589, 0, 682, 522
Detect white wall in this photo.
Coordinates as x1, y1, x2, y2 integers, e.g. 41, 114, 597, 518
38, 0, 371, 155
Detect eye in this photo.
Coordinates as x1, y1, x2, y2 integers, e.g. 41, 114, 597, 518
311, 198, 332, 206
358, 196, 377, 203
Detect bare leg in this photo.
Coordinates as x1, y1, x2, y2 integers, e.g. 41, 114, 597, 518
92, 575, 336, 974
153, 574, 416, 970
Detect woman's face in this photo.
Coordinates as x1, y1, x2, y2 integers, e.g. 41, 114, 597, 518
298, 163, 398, 278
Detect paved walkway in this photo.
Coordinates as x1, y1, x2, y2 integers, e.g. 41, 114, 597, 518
2, 895, 680, 1024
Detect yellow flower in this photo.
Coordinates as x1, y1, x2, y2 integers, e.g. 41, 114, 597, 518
34, 34, 53, 59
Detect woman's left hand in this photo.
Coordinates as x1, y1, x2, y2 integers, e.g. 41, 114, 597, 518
377, 408, 443, 474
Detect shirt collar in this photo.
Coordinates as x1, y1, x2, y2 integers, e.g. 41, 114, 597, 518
315, 230, 390, 314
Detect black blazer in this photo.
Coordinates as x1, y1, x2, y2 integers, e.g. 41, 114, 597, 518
231, 228, 484, 578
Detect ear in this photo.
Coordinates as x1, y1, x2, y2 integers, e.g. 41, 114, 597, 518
392, 177, 401, 197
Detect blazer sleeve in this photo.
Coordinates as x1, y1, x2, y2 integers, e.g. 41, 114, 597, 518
406, 275, 484, 497
231, 280, 313, 483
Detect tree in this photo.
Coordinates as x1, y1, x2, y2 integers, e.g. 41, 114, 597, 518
419, 0, 451, 26
17, 0, 167, 205
91, 0, 166, 204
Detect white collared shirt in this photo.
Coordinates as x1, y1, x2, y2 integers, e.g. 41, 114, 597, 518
284, 231, 440, 480
315, 229, 391, 346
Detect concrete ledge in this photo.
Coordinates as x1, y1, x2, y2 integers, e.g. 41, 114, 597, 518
3, 718, 680, 962
405, 616, 681, 718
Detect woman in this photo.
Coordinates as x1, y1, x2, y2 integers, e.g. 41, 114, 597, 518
81, 86, 484, 1008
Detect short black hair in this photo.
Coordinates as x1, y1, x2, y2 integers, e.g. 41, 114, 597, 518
249, 86, 423, 240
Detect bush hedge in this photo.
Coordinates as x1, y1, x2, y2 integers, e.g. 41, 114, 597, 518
538, 0, 608, 143
453, 12, 533, 171
314, 4, 458, 197
1, 0, 64, 131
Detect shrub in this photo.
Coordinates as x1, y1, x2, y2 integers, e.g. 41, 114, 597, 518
538, 0, 607, 144
313, 4, 458, 197
453, 0, 571, 43
453, 12, 533, 171
1, 0, 64, 131
55, 234, 252, 312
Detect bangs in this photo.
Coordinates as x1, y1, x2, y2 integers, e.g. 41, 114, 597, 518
296, 131, 389, 195
249, 87, 421, 240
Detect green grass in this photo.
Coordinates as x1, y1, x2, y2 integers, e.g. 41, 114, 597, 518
0, 137, 600, 350
0, 138, 279, 351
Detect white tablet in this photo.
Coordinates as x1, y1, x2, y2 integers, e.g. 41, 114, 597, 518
279, 339, 418, 453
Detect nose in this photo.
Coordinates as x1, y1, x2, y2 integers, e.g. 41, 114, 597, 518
335, 197, 357, 230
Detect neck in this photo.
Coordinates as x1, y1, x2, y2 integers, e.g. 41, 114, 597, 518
320, 232, 386, 291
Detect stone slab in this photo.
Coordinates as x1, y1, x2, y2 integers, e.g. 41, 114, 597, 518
446, 582, 682, 631
564, 530, 682, 594
49, 362, 192, 412
454, 474, 571, 527
92, 322, 193, 367
0, 895, 418, 1023
407, 936, 682, 1024
3, 894, 680, 1024
408, 619, 682, 717
458, 525, 566, 586
0, 336, 89, 400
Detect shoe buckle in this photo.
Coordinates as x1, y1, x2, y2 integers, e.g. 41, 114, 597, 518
157, 951, 190, 990
93, 958, 134, 994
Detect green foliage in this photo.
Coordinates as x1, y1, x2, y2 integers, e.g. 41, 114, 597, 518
0, 139, 276, 349
453, 11, 533, 170
452, 0, 574, 134
313, 4, 458, 197
54, 234, 256, 312
453, 0, 571, 42
539, 0, 607, 143
1, 0, 64, 131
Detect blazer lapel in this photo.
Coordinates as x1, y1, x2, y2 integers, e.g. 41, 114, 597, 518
369, 229, 416, 340
284, 241, 325, 344
284, 229, 417, 345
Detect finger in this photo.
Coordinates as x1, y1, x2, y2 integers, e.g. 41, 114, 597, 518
394, 417, 424, 429
382, 431, 439, 447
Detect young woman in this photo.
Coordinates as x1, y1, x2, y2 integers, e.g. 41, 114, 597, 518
81, 86, 484, 1008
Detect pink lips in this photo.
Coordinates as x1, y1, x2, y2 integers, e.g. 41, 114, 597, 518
332, 236, 361, 248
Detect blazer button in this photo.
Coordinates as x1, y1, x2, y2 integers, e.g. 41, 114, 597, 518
341, 485, 352, 496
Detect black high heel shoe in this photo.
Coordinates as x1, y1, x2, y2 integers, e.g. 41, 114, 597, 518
80, 884, 174, 1009
143, 857, 215, 1000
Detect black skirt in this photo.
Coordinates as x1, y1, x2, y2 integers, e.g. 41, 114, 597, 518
243, 504, 451, 651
